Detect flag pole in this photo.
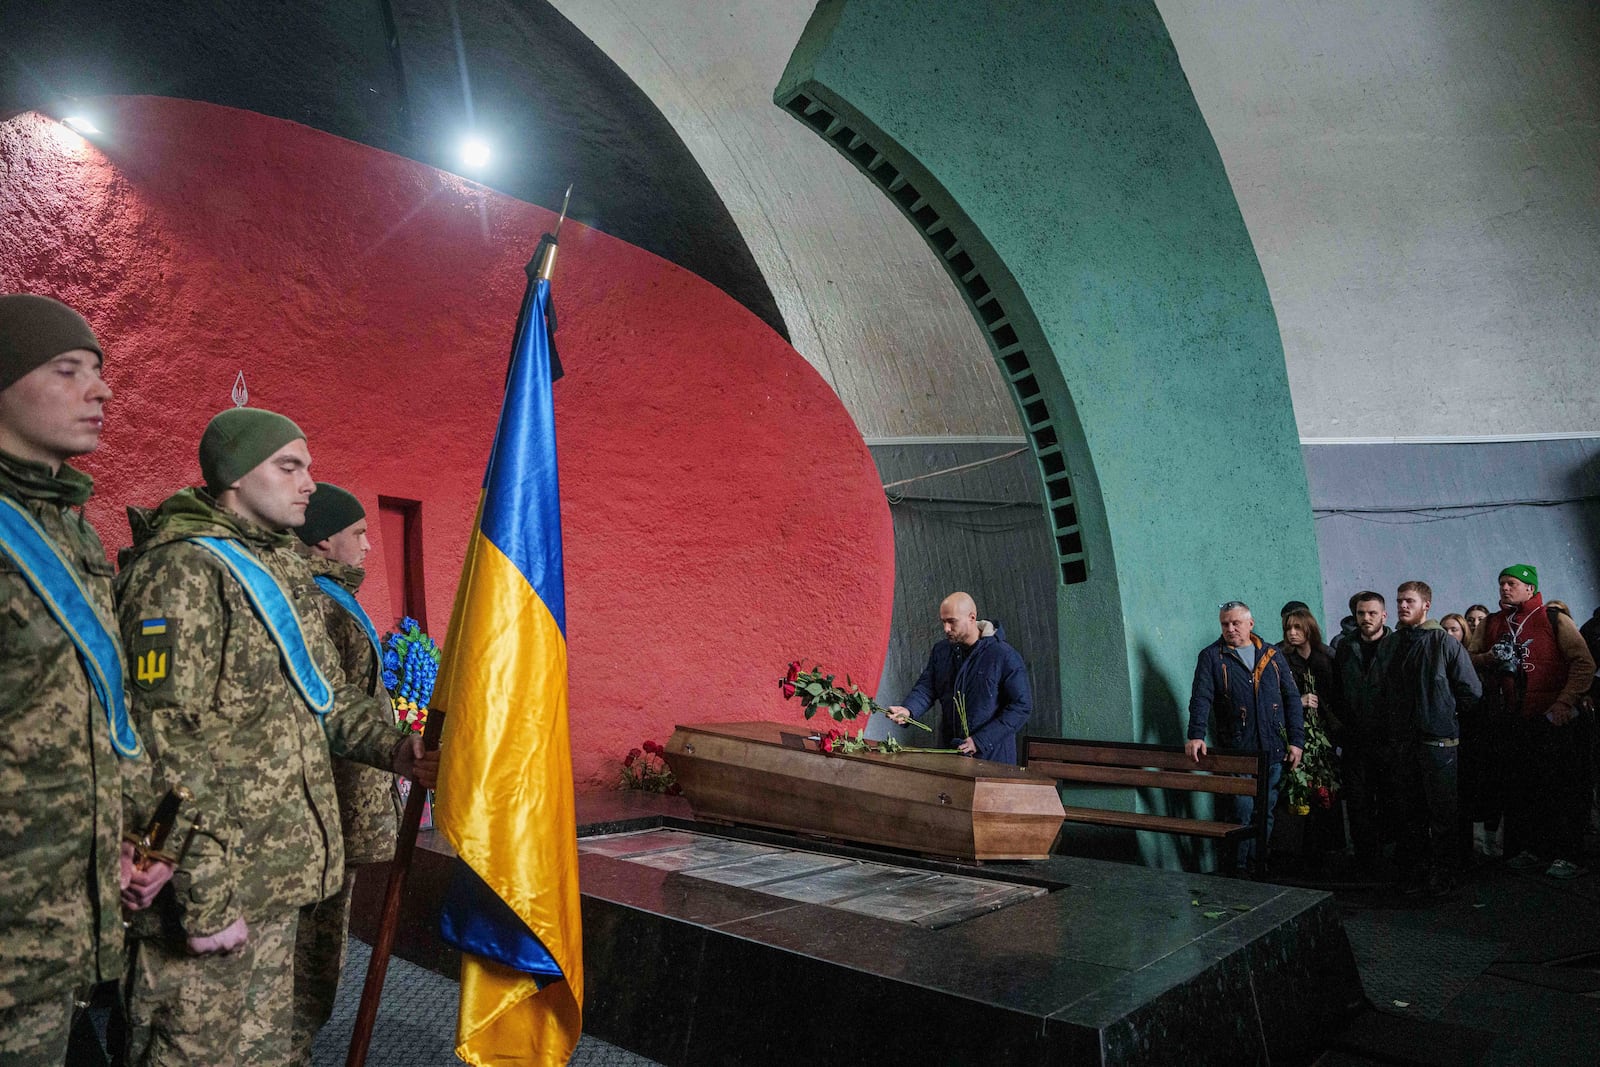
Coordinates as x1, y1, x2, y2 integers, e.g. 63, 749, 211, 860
345, 708, 445, 1067
346, 188, 571, 1066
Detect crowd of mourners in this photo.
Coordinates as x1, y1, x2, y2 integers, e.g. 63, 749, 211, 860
1188, 571, 1599, 896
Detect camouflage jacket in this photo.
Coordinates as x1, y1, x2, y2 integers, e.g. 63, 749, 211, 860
0, 453, 128, 1009
305, 554, 400, 866
114, 489, 402, 937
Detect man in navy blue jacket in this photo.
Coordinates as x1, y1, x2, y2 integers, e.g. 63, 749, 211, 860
1186, 600, 1305, 874
887, 592, 1033, 765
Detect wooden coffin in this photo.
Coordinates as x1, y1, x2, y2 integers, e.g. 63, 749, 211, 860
664, 721, 1066, 861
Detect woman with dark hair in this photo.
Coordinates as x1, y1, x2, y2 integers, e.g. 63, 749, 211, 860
1279, 610, 1336, 712
1459, 605, 1500, 858
1277, 609, 1344, 864
1464, 604, 1491, 643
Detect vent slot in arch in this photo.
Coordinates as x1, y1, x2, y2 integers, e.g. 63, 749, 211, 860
781, 93, 1090, 584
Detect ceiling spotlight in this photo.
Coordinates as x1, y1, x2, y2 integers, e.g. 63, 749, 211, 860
62, 115, 101, 135
460, 136, 491, 169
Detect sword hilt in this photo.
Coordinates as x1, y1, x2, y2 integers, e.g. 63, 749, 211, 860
123, 784, 193, 868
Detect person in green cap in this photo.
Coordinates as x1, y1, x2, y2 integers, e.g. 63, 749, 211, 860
0, 294, 168, 1065
114, 408, 438, 1066
288, 483, 398, 1064
1473, 564, 1595, 879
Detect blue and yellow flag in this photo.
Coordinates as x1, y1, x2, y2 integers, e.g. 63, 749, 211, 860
434, 271, 582, 1066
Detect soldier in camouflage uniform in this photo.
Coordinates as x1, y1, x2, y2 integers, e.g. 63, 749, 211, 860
289, 483, 400, 1063
115, 408, 436, 1066
0, 295, 169, 1066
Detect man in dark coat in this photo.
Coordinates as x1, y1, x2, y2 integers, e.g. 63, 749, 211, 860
1332, 591, 1395, 874
1186, 601, 1305, 875
1385, 580, 1481, 896
887, 591, 1032, 765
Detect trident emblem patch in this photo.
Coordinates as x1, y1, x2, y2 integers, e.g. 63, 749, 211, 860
133, 617, 174, 691
136, 648, 168, 687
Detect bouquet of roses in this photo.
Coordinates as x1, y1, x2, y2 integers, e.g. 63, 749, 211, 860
382, 616, 441, 735
778, 660, 930, 730
618, 739, 680, 795
780, 661, 962, 756
1282, 679, 1340, 814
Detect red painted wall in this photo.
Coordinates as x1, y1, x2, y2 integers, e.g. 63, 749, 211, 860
0, 97, 895, 788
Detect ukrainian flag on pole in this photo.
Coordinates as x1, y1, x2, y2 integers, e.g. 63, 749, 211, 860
434, 244, 582, 1065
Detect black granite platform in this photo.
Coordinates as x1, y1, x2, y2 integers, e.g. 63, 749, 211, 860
351, 791, 1363, 1066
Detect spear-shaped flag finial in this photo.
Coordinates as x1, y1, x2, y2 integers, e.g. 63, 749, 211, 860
532, 183, 572, 283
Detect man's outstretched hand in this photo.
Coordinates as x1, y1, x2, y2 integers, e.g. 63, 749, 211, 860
394, 734, 439, 789
885, 706, 913, 726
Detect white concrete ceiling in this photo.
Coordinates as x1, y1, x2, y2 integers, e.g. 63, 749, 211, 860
553, 1, 1600, 441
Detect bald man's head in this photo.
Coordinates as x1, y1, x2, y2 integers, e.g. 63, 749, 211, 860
940, 592, 980, 646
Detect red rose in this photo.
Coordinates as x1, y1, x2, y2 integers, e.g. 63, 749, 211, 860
780, 681, 796, 699
820, 735, 834, 753
785, 661, 800, 683
643, 740, 663, 756
625, 748, 642, 767
1316, 786, 1333, 809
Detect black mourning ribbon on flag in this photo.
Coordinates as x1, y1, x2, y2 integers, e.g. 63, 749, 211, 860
522, 233, 564, 382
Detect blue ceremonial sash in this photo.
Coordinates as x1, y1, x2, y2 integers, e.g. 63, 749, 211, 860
0, 496, 142, 759
313, 574, 382, 664
188, 536, 333, 717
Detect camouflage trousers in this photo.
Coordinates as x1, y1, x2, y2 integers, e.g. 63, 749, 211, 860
289, 872, 357, 1065
0, 991, 73, 1066
124, 909, 296, 1066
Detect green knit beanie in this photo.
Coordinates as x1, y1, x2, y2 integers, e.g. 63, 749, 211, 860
0, 294, 104, 392
199, 408, 306, 494
296, 482, 365, 546
1499, 564, 1538, 590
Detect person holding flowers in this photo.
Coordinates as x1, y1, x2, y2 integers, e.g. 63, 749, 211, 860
885, 591, 1033, 764
1277, 608, 1345, 860
289, 482, 401, 1064
114, 409, 437, 1066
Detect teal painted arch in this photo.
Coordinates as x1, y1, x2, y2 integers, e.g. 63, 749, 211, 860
776, 0, 1321, 858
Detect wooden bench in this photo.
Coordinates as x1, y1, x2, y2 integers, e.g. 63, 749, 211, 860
1024, 737, 1269, 865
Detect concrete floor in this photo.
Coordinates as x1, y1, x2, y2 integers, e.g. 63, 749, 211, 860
312, 939, 659, 1067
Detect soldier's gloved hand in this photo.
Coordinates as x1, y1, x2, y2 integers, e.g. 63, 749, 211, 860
118, 842, 175, 910
186, 917, 249, 956
394, 735, 440, 789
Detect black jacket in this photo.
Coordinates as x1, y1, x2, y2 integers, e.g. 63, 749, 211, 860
1275, 641, 1339, 735
1333, 628, 1393, 745
1384, 621, 1482, 740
